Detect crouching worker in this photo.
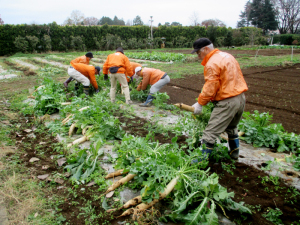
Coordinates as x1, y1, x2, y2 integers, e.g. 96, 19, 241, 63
191, 38, 248, 161
63, 52, 94, 88
135, 67, 170, 107
67, 63, 101, 96
103, 47, 133, 104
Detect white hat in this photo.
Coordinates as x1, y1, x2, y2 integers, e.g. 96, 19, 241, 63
134, 67, 142, 75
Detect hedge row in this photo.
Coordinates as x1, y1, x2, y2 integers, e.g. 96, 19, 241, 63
0, 22, 267, 55
272, 34, 300, 45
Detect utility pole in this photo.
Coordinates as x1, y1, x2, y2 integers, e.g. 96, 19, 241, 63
150, 16, 153, 39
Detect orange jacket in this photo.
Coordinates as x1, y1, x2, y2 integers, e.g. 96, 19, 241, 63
137, 68, 165, 91
103, 52, 133, 76
70, 55, 90, 67
198, 49, 248, 106
72, 63, 98, 89
125, 62, 142, 82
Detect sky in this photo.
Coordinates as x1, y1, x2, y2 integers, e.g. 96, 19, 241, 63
1, 0, 249, 28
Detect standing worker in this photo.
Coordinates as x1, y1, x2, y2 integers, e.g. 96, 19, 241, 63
135, 67, 170, 107
67, 63, 101, 96
191, 38, 248, 160
103, 47, 133, 104
63, 52, 94, 88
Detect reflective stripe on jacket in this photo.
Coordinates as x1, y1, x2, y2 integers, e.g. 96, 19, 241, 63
72, 63, 98, 89
70, 55, 90, 67
125, 62, 142, 82
198, 49, 248, 106
103, 52, 133, 76
137, 68, 165, 91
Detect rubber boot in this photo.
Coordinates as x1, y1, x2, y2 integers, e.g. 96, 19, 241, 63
83, 85, 90, 96
74, 82, 79, 92
63, 77, 73, 88
139, 94, 154, 107
192, 140, 214, 163
228, 134, 239, 160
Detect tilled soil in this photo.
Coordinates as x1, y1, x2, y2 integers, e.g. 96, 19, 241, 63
162, 48, 300, 58
161, 63, 300, 134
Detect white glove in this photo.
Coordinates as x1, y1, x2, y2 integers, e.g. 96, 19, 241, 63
192, 102, 202, 115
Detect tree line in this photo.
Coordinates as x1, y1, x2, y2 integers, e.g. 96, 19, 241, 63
237, 0, 300, 34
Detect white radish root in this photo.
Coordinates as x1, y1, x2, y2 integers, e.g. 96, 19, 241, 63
61, 102, 71, 105
118, 176, 179, 218
69, 123, 76, 137
174, 103, 194, 112
62, 114, 74, 125
79, 106, 89, 111
104, 174, 136, 195
82, 126, 92, 135
67, 135, 90, 148
105, 169, 128, 179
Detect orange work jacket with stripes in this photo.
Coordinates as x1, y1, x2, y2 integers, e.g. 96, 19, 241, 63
125, 62, 142, 82
198, 49, 248, 106
103, 52, 133, 76
137, 68, 165, 91
70, 55, 90, 67
72, 63, 98, 89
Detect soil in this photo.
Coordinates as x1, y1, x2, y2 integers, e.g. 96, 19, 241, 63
2, 107, 300, 225
163, 48, 300, 58
161, 63, 300, 134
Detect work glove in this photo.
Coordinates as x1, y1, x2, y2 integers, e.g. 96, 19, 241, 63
95, 89, 99, 93
192, 102, 202, 115
104, 74, 108, 81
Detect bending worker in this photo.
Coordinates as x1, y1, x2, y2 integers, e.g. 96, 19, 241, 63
67, 63, 101, 96
63, 52, 94, 88
103, 47, 133, 104
191, 38, 248, 160
135, 67, 170, 107
126, 62, 142, 83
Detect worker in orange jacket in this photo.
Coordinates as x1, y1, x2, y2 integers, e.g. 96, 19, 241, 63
103, 47, 133, 104
135, 67, 170, 107
63, 52, 94, 88
67, 63, 100, 96
191, 38, 248, 161
125, 62, 142, 83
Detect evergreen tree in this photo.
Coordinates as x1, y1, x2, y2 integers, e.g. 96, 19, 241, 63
249, 0, 278, 33
133, 16, 143, 25
98, 16, 113, 25
237, 1, 251, 28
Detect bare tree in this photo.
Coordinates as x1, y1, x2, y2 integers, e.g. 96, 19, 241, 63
189, 11, 200, 26
70, 10, 85, 25
83, 17, 98, 25
201, 19, 226, 28
0, 14, 4, 25
63, 17, 74, 25
274, 0, 300, 34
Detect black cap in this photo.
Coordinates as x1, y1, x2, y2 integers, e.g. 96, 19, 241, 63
85, 52, 93, 58
95, 66, 101, 75
191, 38, 212, 54
116, 47, 124, 54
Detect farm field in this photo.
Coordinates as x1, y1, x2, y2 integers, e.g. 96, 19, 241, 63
160, 48, 300, 58
0, 48, 300, 225
162, 63, 300, 134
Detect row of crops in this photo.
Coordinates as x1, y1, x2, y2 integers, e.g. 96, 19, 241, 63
15, 60, 299, 224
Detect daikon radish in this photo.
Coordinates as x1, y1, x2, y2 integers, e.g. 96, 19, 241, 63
104, 174, 136, 195
67, 135, 88, 148
174, 103, 194, 112
104, 169, 128, 179
78, 106, 89, 111
69, 123, 76, 137
118, 176, 179, 218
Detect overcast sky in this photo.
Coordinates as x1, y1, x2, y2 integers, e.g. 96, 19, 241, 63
1, 0, 249, 28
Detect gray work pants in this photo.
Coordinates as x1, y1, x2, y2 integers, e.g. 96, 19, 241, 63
150, 75, 170, 93
202, 93, 246, 144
